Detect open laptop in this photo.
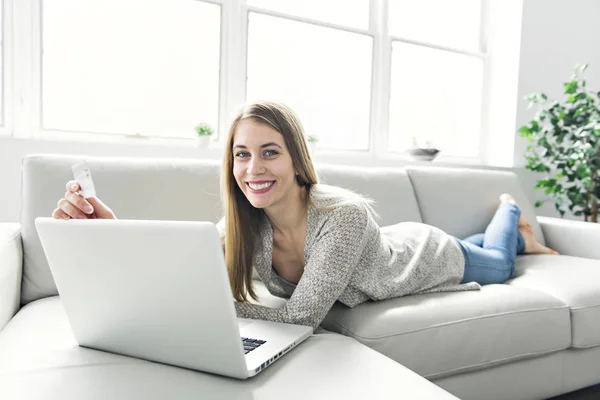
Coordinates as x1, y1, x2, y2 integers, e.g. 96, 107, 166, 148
35, 217, 313, 379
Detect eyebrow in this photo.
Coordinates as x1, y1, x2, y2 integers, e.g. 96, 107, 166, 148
233, 142, 283, 150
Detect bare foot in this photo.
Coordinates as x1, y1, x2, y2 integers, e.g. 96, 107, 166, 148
500, 193, 559, 254
518, 223, 560, 255
518, 214, 530, 228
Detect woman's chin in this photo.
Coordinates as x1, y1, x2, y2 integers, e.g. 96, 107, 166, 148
247, 197, 271, 209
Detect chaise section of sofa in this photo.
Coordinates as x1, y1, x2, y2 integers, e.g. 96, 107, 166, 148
322, 284, 571, 379
1, 155, 459, 400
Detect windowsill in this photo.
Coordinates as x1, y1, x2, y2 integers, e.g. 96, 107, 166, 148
2, 134, 515, 171
23, 129, 213, 148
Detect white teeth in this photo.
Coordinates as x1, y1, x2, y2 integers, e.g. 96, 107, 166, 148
248, 181, 274, 190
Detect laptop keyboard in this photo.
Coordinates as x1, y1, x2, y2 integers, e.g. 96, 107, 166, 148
241, 337, 267, 354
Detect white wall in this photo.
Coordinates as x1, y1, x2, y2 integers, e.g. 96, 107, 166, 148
2, 0, 600, 224
514, 0, 600, 166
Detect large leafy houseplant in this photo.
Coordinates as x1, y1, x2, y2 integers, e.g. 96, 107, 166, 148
520, 64, 600, 222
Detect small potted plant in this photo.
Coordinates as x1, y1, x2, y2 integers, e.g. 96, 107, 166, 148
405, 136, 441, 161
307, 134, 319, 153
194, 122, 214, 149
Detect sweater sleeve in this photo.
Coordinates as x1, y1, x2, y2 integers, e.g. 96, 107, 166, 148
234, 203, 370, 328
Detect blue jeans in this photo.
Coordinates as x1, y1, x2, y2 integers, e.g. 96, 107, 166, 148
454, 203, 526, 285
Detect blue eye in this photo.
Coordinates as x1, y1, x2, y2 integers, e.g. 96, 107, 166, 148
264, 149, 279, 156
235, 151, 250, 158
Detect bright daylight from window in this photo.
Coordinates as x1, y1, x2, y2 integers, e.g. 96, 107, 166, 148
38, 0, 485, 159
387, 0, 483, 157
387, 42, 483, 157
246, 12, 372, 151
42, 0, 220, 139
0, 2, 3, 126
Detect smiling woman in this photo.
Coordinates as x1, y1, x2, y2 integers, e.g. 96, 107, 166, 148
50, 100, 557, 330
215, 100, 557, 329
221, 101, 318, 301
233, 122, 302, 211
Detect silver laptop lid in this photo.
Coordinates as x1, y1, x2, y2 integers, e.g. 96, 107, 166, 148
35, 217, 248, 379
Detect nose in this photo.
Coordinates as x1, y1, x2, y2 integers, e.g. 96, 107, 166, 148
247, 156, 265, 175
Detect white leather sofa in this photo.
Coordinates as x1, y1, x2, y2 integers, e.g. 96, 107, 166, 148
2, 154, 600, 400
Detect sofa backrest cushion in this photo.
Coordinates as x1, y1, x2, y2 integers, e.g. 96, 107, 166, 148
20, 155, 421, 305
406, 166, 545, 244
316, 163, 422, 228
21, 155, 223, 305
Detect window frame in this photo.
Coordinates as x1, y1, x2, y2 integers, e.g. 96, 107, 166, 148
0, 0, 13, 138
244, 1, 375, 152
8, 0, 492, 165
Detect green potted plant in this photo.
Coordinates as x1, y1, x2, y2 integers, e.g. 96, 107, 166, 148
520, 64, 600, 222
194, 122, 214, 149
307, 134, 319, 153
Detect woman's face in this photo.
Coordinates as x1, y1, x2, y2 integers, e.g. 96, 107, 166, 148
232, 119, 299, 211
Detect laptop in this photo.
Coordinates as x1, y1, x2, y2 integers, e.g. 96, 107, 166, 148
35, 217, 313, 379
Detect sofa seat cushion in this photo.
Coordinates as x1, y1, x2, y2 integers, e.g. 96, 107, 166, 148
509, 254, 600, 348
0, 290, 283, 375
0, 297, 452, 400
321, 284, 571, 379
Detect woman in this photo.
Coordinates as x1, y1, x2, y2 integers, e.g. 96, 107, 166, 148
52, 101, 559, 329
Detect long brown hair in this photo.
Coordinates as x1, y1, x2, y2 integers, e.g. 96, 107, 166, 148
221, 101, 319, 302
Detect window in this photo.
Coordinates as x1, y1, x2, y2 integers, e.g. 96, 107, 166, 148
9, 0, 494, 163
246, 0, 369, 30
388, 0, 481, 52
246, 12, 372, 151
388, 43, 483, 157
387, 0, 485, 157
41, 0, 220, 139
0, 1, 3, 127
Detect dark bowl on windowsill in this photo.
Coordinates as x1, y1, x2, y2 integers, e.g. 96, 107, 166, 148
404, 148, 441, 162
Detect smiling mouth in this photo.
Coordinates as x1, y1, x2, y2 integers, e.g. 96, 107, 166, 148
246, 181, 275, 193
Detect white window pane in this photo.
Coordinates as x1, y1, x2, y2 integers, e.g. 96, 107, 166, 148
247, 0, 369, 30
389, 0, 481, 51
0, 1, 3, 126
388, 42, 483, 157
247, 13, 372, 151
42, 0, 220, 139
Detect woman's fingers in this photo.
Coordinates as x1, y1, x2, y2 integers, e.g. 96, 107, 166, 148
52, 208, 70, 220
57, 198, 87, 219
66, 180, 80, 193
52, 180, 96, 219
54, 180, 115, 220
65, 191, 94, 214
86, 196, 116, 219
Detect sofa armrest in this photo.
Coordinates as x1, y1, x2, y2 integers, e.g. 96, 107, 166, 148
537, 216, 600, 259
0, 223, 22, 332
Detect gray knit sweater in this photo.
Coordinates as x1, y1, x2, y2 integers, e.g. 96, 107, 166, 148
229, 186, 481, 328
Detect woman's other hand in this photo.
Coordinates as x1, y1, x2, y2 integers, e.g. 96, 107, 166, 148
52, 180, 116, 220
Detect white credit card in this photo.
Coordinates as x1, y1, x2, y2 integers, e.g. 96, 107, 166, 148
72, 161, 97, 199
